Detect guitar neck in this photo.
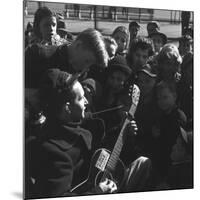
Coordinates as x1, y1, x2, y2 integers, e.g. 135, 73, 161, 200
106, 118, 130, 170
105, 84, 140, 171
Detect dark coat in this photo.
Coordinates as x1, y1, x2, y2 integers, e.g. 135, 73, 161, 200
152, 107, 187, 177
25, 122, 94, 199
25, 43, 59, 88
25, 42, 73, 88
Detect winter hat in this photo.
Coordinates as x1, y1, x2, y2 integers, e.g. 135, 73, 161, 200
147, 21, 160, 31
57, 20, 68, 33
107, 55, 132, 76
40, 68, 74, 106
129, 21, 140, 30
157, 43, 182, 66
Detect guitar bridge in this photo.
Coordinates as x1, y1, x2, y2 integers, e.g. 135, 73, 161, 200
95, 149, 110, 171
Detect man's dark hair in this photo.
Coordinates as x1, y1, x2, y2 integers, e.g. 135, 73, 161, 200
76, 28, 109, 68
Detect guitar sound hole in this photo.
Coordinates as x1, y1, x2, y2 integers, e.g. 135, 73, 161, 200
95, 171, 114, 187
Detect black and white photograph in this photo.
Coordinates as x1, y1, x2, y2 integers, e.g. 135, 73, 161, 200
23, 0, 195, 199
1, 0, 199, 200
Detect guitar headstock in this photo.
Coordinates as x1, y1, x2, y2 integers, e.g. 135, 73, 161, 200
128, 84, 140, 118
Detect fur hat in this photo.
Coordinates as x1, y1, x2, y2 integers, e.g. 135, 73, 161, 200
157, 43, 182, 65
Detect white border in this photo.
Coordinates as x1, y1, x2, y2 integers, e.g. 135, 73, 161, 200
0, 0, 199, 199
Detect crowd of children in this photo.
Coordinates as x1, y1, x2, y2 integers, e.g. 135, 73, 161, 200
25, 6, 193, 199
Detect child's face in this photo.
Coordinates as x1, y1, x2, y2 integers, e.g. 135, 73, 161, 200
107, 70, 127, 93
137, 73, 156, 97
157, 87, 176, 113
147, 24, 158, 36
39, 16, 57, 41
171, 135, 187, 162
68, 82, 88, 121
131, 48, 149, 71
113, 32, 128, 53
151, 35, 164, 53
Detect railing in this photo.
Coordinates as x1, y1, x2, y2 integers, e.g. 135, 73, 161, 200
25, 1, 193, 25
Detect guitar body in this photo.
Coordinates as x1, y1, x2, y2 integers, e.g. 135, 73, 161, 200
71, 148, 126, 194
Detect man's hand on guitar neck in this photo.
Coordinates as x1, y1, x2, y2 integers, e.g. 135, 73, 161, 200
97, 178, 117, 194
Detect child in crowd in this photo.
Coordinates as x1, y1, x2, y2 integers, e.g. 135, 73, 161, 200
156, 43, 182, 82
25, 6, 68, 88
112, 26, 130, 57
178, 34, 193, 57
104, 36, 118, 60
147, 21, 160, 36
149, 31, 167, 54
98, 55, 132, 133
151, 80, 187, 189
127, 37, 154, 76
129, 21, 140, 43
30, 7, 66, 45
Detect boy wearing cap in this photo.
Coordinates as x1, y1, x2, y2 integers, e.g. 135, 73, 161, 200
101, 55, 132, 111
147, 21, 160, 36
149, 31, 167, 54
